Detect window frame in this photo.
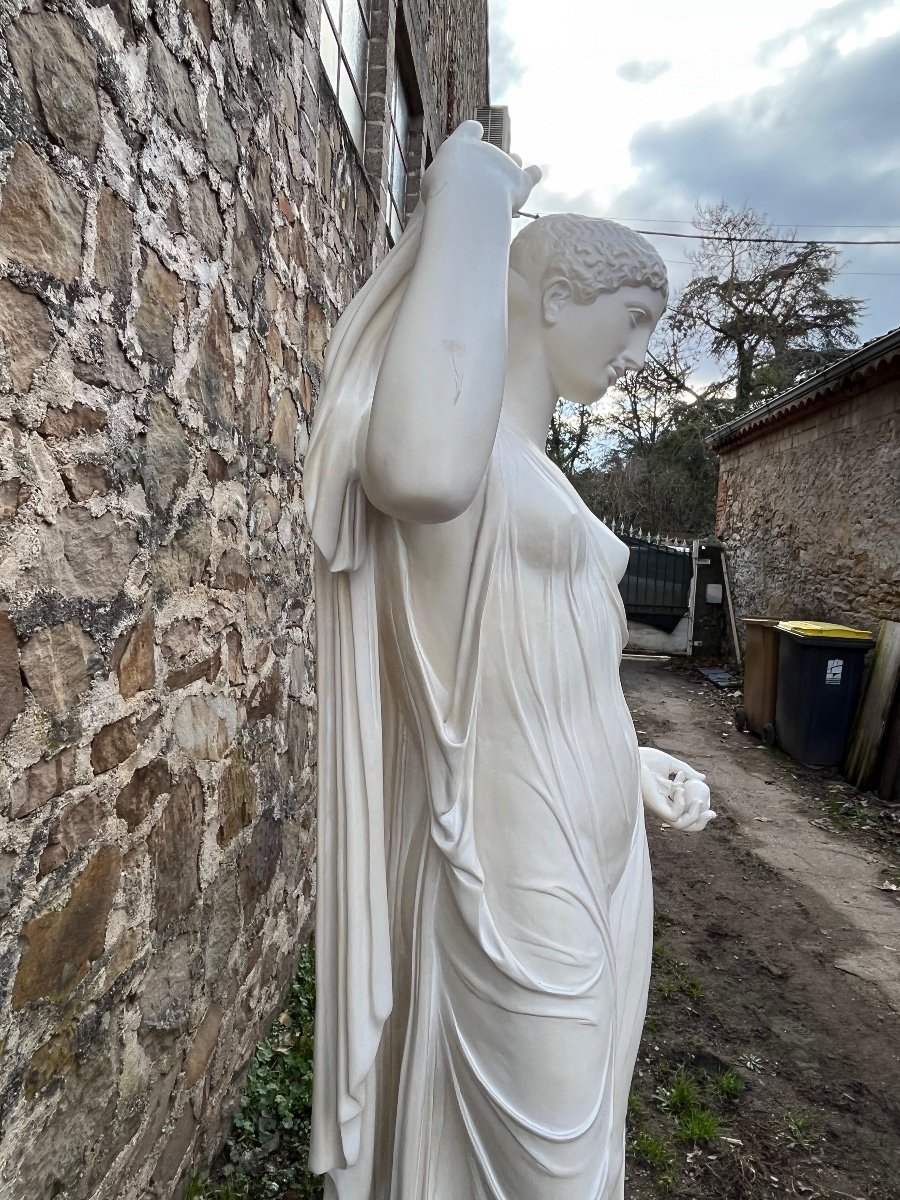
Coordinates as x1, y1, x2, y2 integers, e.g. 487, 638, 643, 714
319, 0, 371, 151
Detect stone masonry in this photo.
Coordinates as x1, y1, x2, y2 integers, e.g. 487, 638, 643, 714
0, 1, 487, 1197
715, 376, 900, 633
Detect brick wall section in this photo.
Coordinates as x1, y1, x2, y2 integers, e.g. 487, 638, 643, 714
716, 378, 900, 634
0, 1, 486, 1197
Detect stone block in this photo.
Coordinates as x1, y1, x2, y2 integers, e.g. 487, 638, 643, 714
94, 186, 133, 297
39, 400, 108, 438
0, 613, 24, 739
217, 750, 257, 846
172, 695, 237, 760
112, 614, 156, 699
149, 771, 202, 932
116, 758, 172, 832
185, 1001, 222, 1087
147, 27, 201, 140
0, 477, 23, 520
212, 547, 249, 590
206, 85, 239, 180
165, 649, 221, 691
155, 517, 212, 590
202, 870, 242, 980
28, 508, 139, 600
91, 710, 156, 775
20, 622, 98, 717
241, 337, 271, 443
248, 665, 282, 723
138, 393, 192, 512
10, 748, 76, 818
238, 810, 281, 919
12, 843, 122, 1008
135, 250, 182, 375
61, 463, 110, 502
38, 793, 106, 876
0, 279, 56, 393
0, 143, 84, 283
7, 12, 102, 161
185, 0, 213, 47
188, 285, 235, 428
24, 1020, 77, 1100
188, 176, 224, 258
138, 933, 192, 1056
271, 390, 298, 465
150, 1105, 197, 1191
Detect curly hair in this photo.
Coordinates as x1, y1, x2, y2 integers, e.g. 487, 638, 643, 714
509, 213, 668, 305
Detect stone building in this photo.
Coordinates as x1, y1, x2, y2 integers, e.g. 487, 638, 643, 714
0, 1, 487, 1196
710, 328, 900, 634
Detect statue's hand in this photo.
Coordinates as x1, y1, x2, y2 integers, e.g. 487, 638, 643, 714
421, 120, 541, 214
639, 747, 716, 833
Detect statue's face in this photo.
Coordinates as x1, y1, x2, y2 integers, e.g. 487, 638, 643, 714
541, 283, 666, 407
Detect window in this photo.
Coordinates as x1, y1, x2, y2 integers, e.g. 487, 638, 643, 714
320, 0, 369, 150
386, 66, 410, 240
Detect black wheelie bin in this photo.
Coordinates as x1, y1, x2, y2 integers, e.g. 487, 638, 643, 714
774, 621, 875, 767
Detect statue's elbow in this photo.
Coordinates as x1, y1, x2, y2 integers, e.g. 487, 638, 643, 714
361, 455, 475, 525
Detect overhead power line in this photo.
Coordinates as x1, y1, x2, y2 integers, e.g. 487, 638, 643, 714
516, 212, 900, 246
631, 229, 900, 246
606, 217, 900, 230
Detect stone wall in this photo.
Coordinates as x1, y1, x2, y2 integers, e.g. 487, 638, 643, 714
0, 1, 487, 1197
715, 377, 900, 634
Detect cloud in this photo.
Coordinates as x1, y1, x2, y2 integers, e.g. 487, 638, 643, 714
606, 30, 900, 337
489, 0, 524, 101
616, 59, 671, 85
757, 0, 894, 66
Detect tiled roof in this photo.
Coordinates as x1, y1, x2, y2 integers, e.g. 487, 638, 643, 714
707, 326, 900, 452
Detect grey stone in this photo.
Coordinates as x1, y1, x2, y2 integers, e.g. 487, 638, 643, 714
271, 390, 298, 466
94, 187, 133, 297
29, 509, 140, 600
139, 393, 192, 512
188, 175, 224, 258
188, 285, 234, 428
0, 613, 24, 739
0, 144, 84, 283
20, 621, 98, 717
206, 86, 238, 180
7, 12, 102, 161
61, 463, 110, 502
135, 250, 182, 375
147, 27, 201, 140
0, 280, 56, 393
20, 624, 97, 715
172, 695, 237, 761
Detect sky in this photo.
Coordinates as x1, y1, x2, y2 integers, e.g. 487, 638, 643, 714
489, 0, 900, 344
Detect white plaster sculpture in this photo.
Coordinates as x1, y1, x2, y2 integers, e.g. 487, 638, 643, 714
304, 121, 715, 1200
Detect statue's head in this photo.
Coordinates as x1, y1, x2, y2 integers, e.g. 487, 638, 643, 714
508, 214, 668, 406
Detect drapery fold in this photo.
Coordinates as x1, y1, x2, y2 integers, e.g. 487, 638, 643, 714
305, 206, 425, 1190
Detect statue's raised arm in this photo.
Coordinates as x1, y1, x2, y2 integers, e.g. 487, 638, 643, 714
361, 121, 541, 523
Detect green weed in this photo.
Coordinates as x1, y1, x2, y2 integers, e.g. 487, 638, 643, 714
714, 1068, 744, 1100
675, 1107, 721, 1145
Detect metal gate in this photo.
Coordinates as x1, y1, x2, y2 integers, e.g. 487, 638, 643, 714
612, 528, 698, 655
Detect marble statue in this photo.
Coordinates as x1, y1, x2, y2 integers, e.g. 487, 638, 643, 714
304, 120, 715, 1200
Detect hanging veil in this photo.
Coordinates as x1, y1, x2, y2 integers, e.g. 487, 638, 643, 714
304, 206, 425, 1185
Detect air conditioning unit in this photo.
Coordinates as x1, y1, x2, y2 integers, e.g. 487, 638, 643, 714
475, 105, 511, 154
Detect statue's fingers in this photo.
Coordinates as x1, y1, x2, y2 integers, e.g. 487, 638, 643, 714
509, 152, 523, 167
523, 163, 542, 188
666, 755, 706, 782
455, 119, 484, 141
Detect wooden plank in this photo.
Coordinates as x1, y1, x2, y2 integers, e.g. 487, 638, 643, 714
720, 552, 742, 669
845, 620, 900, 788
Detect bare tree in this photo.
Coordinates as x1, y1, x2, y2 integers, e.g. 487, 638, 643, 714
670, 203, 863, 408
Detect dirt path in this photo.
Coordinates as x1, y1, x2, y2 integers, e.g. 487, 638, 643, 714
622, 659, 900, 1200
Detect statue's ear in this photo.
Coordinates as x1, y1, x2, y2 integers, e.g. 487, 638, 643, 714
541, 278, 572, 325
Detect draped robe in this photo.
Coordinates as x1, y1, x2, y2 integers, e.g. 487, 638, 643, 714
305, 210, 654, 1200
